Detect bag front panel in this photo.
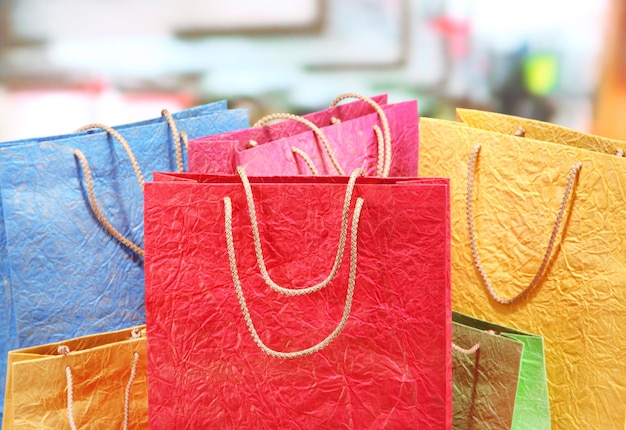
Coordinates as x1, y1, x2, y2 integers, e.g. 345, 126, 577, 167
419, 117, 626, 429
144, 177, 450, 429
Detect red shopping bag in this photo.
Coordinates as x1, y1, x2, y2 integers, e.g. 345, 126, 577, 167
144, 170, 451, 429
188, 93, 419, 177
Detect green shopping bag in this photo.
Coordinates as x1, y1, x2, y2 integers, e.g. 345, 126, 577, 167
452, 312, 551, 429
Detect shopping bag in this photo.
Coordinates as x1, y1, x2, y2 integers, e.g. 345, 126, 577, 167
3, 325, 147, 429
188, 93, 419, 177
0, 104, 248, 421
0, 99, 233, 358
418, 116, 626, 429
144, 169, 451, 428
456, 107, 626, 156
452, 312, 550, 429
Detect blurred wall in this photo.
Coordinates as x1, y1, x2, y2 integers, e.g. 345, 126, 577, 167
0, 0, 613, 140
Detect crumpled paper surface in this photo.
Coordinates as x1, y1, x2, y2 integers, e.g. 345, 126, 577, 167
453, 319, 523, 429
419, 117, 626, 429
3, 326, 147, 429
188, 94, 387, 174
453, 311, 551, 430
0, 103, 249, 422
188, 95, 420, 177
457, 108, 626, 156
144, 174, 450, 429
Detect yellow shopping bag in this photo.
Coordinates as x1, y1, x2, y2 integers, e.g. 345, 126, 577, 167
419, 116, 626, 429
3, 325, 147, 429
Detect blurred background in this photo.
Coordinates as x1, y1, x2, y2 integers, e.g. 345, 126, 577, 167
0, 0, 623, 141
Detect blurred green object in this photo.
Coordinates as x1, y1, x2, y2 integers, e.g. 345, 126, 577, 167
524, 53, 559, 96
453, 311, 551, 429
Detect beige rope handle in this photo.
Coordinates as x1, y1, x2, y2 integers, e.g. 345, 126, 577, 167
330, 93, 393, 177
291, 147, 320, 175
235, 166, 364, 295
180, 130, 189, 153
74, 124, 145, 190
161, 109, 186, 173
60, 338, 140, 430
253, 113, 346, 175
373, 125, 386, 177
73, 149, 144, 257
122, 352, 140, 430
452, 342, 480, 355
64, 366, 78, 430
466, 143, 582, 304
328, 116, 385, 177
224, 194, 364, 359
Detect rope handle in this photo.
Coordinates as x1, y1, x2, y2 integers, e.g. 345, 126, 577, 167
224, 193, 364, 359
252, 113, 345, 175
64, 352, 140, 430
74, 124, 145, 190
73, 149, 144, 257
452, 342, 480, 355
78, 110, 187, 174
329, 93, 392, 177
466, 143, 582, 304
291, 147, 320, 175
234, 166, 364, 295
59, 328, 142, 430
161, 109, 187, 172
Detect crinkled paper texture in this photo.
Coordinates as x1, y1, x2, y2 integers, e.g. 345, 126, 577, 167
419, 117, 626, 429
453, 321, 522, 429
188, 94, 387, 174
0, 102, 249, 421
188, 95, 420, 177
3, 326, 147, 429
452, 311, 550, 430
144, 174, 451, 429
457, 108, 626, 156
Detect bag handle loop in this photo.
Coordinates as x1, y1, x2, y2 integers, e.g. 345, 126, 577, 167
291, 147, 320, 175
59, 329, 142, 430
251, 113, 346, 175
452, 341, 480, 355
72, 147, 144, 257
160, 109, 188, 172
74, 124, 145, 190
224, 178, 364, 359
232, 166, 364, 295
329, 93, 392, 177
466, 143, 582, 304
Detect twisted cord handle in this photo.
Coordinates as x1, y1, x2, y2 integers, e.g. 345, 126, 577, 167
330, 93, 392, 177
235, 166, 364, 295
224, 194, 364, 359
253, 112, 345, 175
74, 124, 145, 190
466, 143, 582, 304
73, 149, 144, 256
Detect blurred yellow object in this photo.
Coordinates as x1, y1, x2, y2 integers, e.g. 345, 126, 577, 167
523, 53, 558, 96
457, 108, 626, 156
3, 326, 147, 430
419, 116, 626, 430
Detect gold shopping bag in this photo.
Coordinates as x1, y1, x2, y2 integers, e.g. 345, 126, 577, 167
419, 116, 626, 429
3, 325, 147, 429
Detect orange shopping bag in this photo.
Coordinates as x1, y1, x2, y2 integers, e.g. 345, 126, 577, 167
3, 326, 147, 429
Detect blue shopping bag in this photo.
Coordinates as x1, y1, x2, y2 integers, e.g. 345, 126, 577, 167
0, 102, 248, 421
